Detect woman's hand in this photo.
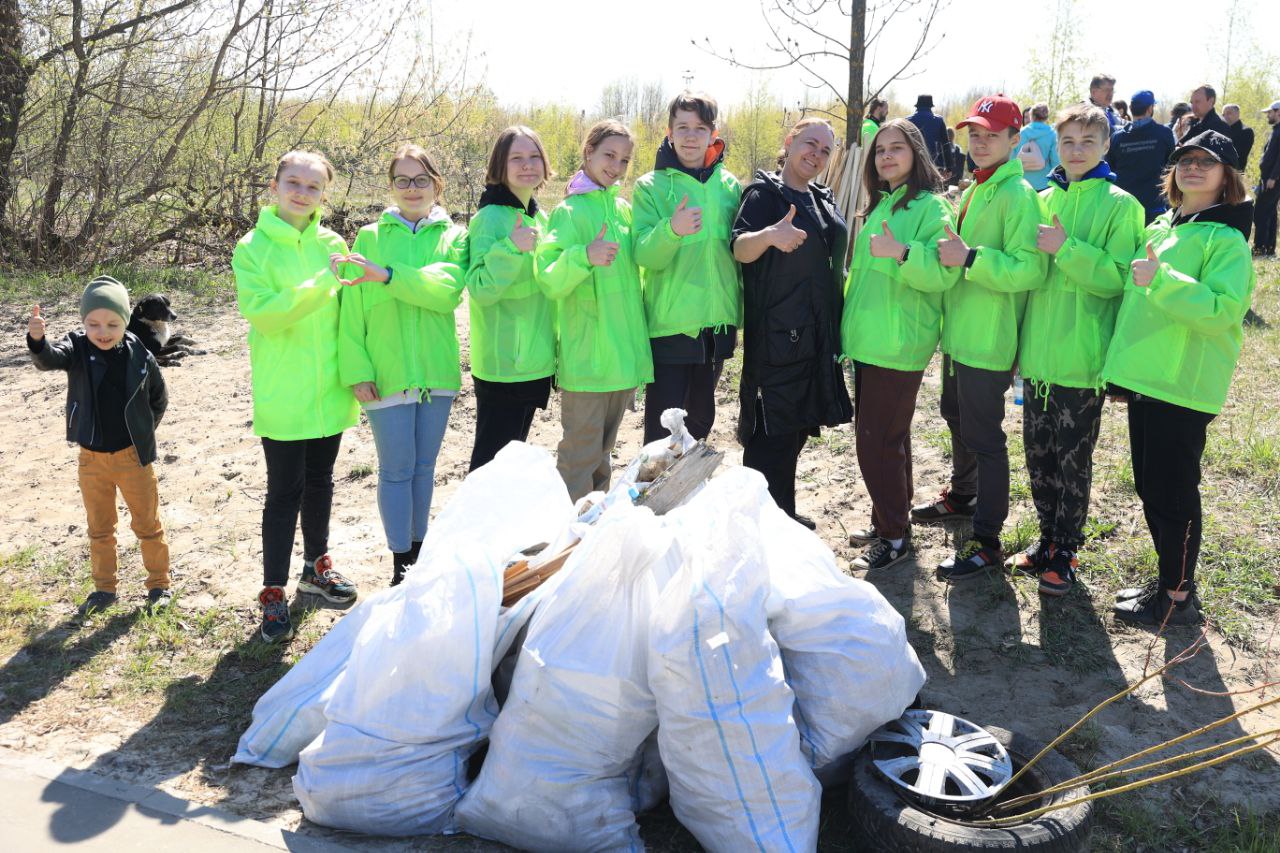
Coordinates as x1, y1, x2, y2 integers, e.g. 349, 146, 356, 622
1131, 243, 1159, 287
770, 205, 807, 253
587, 224, 619, 266
869, 220, 906, 260
339, 253, 390, 286
937, 224, 971, 267
352, 381, 380, 403
510, 214, 537, 253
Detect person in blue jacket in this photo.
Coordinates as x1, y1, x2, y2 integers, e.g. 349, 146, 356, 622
908, 95, 948, 169
1018, 104, 1059, 191
1110, 90, 1177, 224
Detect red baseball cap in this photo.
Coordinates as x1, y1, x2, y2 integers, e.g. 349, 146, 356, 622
957, 95, 1023, 132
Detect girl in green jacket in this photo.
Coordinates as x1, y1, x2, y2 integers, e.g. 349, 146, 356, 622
842, 119, 960, 572
1106, 130, 1256, 628
465, 126, 556, 472
233, 150, 360, 643
337, 145, 467, 587
535, 120, 654, 501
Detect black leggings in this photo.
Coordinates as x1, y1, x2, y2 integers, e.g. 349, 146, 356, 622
742, 400, 809, 518
643, 360, 724, 444
261, 433, 343, 587
1128, 396, 1214, 592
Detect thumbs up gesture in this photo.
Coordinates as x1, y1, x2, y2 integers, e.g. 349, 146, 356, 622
510, 213, 538, 253
1131, 242, 1160, 287
670, 194, 703, 236
770, 204, 807, 253
587, 223, 620, 267
869, 219, 907, 260
937, 223, 971, 267
28, 304, 44, 341
1037, 214, 1068, 254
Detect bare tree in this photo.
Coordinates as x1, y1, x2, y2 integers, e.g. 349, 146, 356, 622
1023, 0, 1089, 112
698, 0, 947, 141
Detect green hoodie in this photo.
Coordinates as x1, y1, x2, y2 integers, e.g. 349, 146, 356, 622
842, 186, 960, 371
632, 164, 742, 338
465, 202, 556, 382
233, 206, 359, 440
535, 185, 654, 392
338, 208, 467, 398
941, 157, 1048, 371
1019, 176, 1145, 390
1102, 210, 1256, 414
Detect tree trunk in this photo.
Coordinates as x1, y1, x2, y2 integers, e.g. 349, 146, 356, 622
847, 0, 866, 143
0, 0, 27, 237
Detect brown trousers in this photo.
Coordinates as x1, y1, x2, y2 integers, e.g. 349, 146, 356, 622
854, 363, 925, 540
78, 446, 170, 593
557, 389, 634, 502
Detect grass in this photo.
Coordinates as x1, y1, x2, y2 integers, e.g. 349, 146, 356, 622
0, 264, 234, 305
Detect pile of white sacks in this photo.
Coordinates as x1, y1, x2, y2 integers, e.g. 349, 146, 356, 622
233, 441, 926, 852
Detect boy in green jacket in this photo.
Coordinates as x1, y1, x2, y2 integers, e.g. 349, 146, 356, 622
913, 95, 1048, 581
1016, 104, 1144, 596
633, 91, 742, 443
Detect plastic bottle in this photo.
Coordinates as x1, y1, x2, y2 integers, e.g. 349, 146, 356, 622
1013, 371, 1024, 406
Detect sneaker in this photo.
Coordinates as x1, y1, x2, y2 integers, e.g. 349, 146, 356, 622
1007, 538, 1052, 577
791, 514, 818, 531
937, 539, 1003, 582
145, 588, 173, 613
76, 590, 117, 616
847, 524, 879, 546
1113, 586, 1203, 627
854, 537, 914, 570
1115, 577, 1161, 602
911, 489, 976, 525
298, 555, 358, 604
258, 586, 294, 643
1038, 550, 1078, 597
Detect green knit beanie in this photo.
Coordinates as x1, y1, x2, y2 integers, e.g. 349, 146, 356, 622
80, 276, 131, 323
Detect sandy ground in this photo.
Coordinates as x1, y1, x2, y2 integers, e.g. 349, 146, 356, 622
0, 297, 1276, 848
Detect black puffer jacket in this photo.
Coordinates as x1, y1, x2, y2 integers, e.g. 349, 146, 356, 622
731, 169, 852, 444
29, 330, 167, 465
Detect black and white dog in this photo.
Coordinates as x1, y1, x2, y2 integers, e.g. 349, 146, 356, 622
127, 294, 205, 367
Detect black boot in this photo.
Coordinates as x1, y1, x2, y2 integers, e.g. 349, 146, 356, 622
391, 550, 414, 587
409, 540, 423, 564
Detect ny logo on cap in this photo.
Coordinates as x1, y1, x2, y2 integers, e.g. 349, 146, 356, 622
978, 100, 995, 113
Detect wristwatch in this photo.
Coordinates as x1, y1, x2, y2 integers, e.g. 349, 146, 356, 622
964, 247, 978, 268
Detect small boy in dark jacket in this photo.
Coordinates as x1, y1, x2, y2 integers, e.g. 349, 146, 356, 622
27, 276, 171, 615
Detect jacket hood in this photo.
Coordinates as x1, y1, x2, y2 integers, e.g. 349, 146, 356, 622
654, 136, 727, 183
1047, 160, 1116, 190
382, 205, 450, 232
477, 182, 539, 217
1021, 122, 1054, 140
1172, 200, 1255, 239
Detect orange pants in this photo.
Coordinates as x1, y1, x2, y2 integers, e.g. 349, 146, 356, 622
78, 447, 170, 593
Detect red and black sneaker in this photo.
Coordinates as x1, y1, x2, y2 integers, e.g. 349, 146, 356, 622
910, 488, 977, 525
258, 586, 294, 643
1038, 549, 1078, 597
298, 555, 358, 604
1008, 538, 1053, 577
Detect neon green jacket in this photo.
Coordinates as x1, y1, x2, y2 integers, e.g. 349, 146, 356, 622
861, 118, 880, 148
941, 157, 1048, 371
465, 202, 556, 382
632, 164, 742, 339
338, 208, 467, 398
1102, 209, 1256, 414
233, 206, 359, 440
1019, 175, 1145, 390
842, 186, 960, 371
535, 185, 654, 392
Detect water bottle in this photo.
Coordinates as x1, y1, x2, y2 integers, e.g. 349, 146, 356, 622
1013, 371, 1024, 406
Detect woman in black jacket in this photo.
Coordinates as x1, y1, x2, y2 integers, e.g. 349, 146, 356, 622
731, 117, 852, 528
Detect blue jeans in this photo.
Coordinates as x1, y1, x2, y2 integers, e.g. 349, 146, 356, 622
365, 396, 453, 553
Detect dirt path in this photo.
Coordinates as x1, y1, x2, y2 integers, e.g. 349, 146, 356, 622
0, 298, 1276, 849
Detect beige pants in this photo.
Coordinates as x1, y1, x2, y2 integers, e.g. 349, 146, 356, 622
78, 446, 170, 593
557, 389, 634, 502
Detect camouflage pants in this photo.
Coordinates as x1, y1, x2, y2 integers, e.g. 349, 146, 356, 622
1022, 383, 1104, 551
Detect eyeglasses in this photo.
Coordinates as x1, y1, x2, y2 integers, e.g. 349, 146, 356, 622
1175, 156, 1221, 171
392, 175, 434, 189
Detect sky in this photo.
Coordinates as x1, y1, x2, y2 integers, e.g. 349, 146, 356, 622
432, 0, 1280, 114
